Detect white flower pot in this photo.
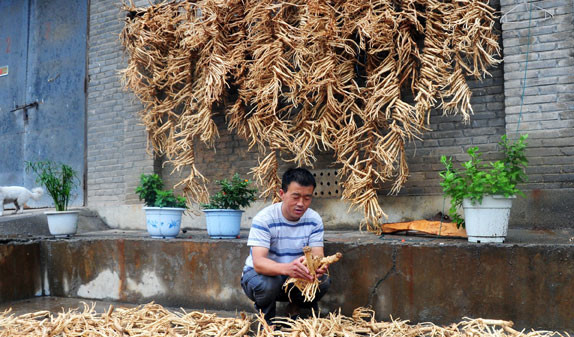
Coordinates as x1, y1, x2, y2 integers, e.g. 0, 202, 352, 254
45, 211, 79, 237
144, 207, 185, 238
463, 195, 515, 243
203, 209, 243, 239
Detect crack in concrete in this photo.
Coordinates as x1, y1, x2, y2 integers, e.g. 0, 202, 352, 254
367, 247, 397, 306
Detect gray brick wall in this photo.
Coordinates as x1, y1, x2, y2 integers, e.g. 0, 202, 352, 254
501, 0, 574, 192
87, 0, 154, 208
162, 114, 261, 196
401, 66, 507, 196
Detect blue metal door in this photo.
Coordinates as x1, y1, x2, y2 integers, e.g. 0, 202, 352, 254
0, 0, 29, 186
0, 0, 87, 208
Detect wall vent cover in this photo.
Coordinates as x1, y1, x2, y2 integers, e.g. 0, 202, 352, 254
310, 169, 340, 198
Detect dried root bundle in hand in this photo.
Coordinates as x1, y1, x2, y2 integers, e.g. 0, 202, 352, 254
283, 247, 343, 302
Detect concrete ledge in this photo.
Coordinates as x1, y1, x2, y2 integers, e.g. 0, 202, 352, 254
0, 208, 110, 238
90, 191, 574, 232
29, 229, 574, 331
328, 234, 574, 331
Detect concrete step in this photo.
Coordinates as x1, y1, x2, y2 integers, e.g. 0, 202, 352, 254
0, 207, 110, 238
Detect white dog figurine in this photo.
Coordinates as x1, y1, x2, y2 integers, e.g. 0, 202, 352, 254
0, 186, 44, 216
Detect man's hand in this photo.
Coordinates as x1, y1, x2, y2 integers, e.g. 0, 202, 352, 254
286, 256, 313, 281
315, 263, 328, 278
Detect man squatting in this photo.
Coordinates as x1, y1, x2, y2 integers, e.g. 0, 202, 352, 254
241, 167, 331, 324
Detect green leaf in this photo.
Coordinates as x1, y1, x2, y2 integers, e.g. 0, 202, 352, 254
135, 173, 187, 209
26, 161, 79, 211
201, 173, 258, 210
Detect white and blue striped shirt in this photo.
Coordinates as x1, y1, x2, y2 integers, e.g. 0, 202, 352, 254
244, 202, 324, 271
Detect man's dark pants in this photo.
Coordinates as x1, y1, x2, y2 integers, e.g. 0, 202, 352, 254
241, 268, 331, 323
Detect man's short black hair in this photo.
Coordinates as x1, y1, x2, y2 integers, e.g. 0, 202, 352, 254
281, 167, 316, 191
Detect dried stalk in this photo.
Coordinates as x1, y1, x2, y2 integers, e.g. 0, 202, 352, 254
0, 302, 251, 337
1, 303, 567, 337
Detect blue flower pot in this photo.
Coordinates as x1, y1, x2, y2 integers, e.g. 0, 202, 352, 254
144, 207, 185, 238
203, 209, 244, 239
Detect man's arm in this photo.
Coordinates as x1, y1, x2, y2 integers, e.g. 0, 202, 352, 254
252, 246, 313, 281
310, 246, 324, 258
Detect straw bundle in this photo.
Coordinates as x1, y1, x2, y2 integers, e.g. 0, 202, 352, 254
120, 0, 500, 233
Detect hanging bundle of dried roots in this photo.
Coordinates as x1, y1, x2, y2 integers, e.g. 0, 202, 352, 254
120, 0, 500, 233
283, 247, 343, 302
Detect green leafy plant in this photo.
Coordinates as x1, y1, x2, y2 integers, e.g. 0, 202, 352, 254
439, 134, 528, 228
26, 161, 79, 211
135, 173, 163, 206
155, 190, 187, 208
201, 173, 257, 210
136, 173, 187, 208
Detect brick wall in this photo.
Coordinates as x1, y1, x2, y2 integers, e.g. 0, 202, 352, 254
498, 0, 574, 227
400, 68, 506, 196
501, 0, 574, 189
86, 0, 155, 227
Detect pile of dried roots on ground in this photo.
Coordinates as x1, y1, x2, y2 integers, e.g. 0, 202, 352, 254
120, 0, 500, 233
0, 303, 568, 337
0, 302, 250, 337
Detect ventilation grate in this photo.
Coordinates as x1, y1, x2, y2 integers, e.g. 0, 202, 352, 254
311, 169, 340, 198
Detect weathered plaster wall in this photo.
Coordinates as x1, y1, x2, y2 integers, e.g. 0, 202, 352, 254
0, 242, 42, 303
38, 236, 574, 331
328, 240, 574, 331
42, 238, 250, 311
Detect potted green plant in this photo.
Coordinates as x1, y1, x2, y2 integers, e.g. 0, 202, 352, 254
439, 134, 528, 243
26, 161, 80, 237
201, 173, 257, 239
136, 173, 187, 238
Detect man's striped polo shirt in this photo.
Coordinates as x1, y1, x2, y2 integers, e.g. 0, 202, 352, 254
243, 202, 324, 271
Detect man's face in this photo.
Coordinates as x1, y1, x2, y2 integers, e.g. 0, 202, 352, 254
280, 182, 314, 221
